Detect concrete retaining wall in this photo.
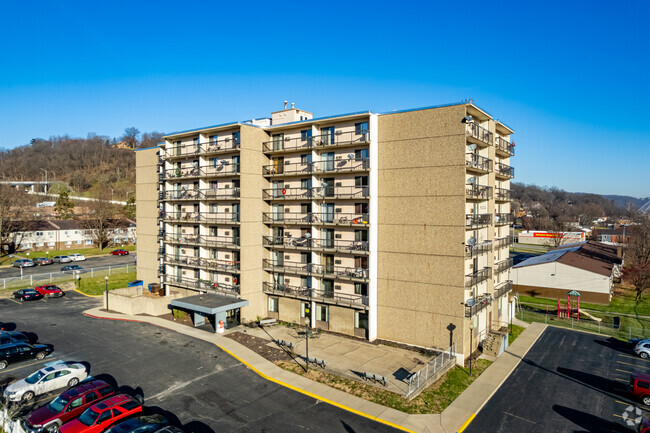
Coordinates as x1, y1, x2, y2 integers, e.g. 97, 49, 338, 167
105, 287, 181, 316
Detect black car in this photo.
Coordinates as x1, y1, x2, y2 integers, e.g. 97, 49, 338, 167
104, 414, 170, 433
13, 288, 44, 302
61, 265, 84, 273
0, 342, 53, 370
0, 331, 29, 346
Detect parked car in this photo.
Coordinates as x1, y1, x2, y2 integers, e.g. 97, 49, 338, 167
153, 427, 184, 433
24, 380, 115, 433
634, 340, 650, 359
59, 394, 143, 433
4, 362, 88, 402
629, 372, 650, 405
12, 259, 35, 268
69, 254, 86, 262
52, 256, 72, 263
638, 419, 650, 433
104, 414, 169, 433
35, 285, 64, 298
110, 249, 129, 256
61, 265, 85, 274
33, 257, 53, 266
0, 342, 53, 370
14, 288, 44, 302
0, 330, 29, 345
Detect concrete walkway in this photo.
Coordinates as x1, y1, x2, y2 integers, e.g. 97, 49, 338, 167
83, 307, 547, 433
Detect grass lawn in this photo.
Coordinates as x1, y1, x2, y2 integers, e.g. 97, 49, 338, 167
508, 324, 525, 345
76, 271, 138, 296
277, 359, 492, 414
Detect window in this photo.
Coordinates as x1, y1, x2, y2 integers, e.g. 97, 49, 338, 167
355, 176, 368, 187
47, 242, 55, 247
316, 305, 329, 322
85, 393, 99, 404
36, 242, 44, 247
98, 387, 113, 397
300, 154, 312, 164
301, 130, 312, 142
65, 241, 72, 246
120, 401, 139, 410
355, 122, 369, 135
75, 240, 82, 245
639, 381, 650, 390
355, 311, 368, 330
69, 397, 84, 409
268, 297, 279, 313
354, 283, 368, 296
301, 178, 312, 190
300, 302, 310, 318
272, 134, 284, 151
85, 240, 93, 245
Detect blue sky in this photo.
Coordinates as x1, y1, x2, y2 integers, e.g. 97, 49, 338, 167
0, 0, 648, 197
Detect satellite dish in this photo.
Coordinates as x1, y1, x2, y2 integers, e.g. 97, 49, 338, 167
220, 160, 227, 165
467, 144, 477, 152
465, 298, 476, 307
467, 237, 477, 246
347, 154, 354, 160
305, 232, 312, 239
321, 181, 327, 187
467, 177, 477, 185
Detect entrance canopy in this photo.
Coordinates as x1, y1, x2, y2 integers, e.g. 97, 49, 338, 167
171, 293, 249, 315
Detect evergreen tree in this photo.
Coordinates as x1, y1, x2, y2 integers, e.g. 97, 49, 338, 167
55, 191, 75, 219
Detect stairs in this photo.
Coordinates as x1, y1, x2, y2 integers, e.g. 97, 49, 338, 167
482, 328, 509, 357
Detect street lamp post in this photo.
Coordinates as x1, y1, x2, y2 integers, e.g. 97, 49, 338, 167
105, 276, 109, 311
40, 168, 47, 194
305, 316, 310, 372
469, 320, 475, 376
76, 274, 81, 291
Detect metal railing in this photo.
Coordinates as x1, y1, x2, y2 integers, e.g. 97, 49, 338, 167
165, 255, 240, 273
465, 213, 492, 228
406, 344, 456, 399
494, 281, 512, 299
161, 189, 203, 201
465, 184, 492, 200
164, 167, 204, 179
203, 163, 240, 177
262, 282, 368, 307
263, 212, 369, 225
494, 258, 513, 275
465, 294, 492, 317
495, 188, 512, 202
262, 158, 370, 176
163, 275, 240, 296
163, 212, 239, 223
494, 235, 515, 249
312, 131, 370, 148
495, 137, 514, 156
201, 188, 240, 200
466, 154, 493, 172
465, 267, 492, 287
263, 186, 370, 200
495, 213, 514, 226
263, 187, 312, 200
201, 137, 241, 154
262, 259, 369, 280
263, 136, 313, 153
0, 265, 133, 291
466, 122, 493, 145
495, 162, 515, 179
465, 240, 492, 257
164, 235, 240, 248
165, 138, 240, 158
262, 236, 369, 252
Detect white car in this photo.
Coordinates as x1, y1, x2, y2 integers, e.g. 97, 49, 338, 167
52, 256, 72, 263
68, 254, 86, 262
4, 362, 88, 402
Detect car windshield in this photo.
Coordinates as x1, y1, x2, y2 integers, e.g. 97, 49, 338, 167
78, 408, 100, 426
47, 395, 69, 413
25, 370, 46, 384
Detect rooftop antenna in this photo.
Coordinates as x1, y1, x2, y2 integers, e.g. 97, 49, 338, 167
291, 102, 295, 109
284, 100, 287, 109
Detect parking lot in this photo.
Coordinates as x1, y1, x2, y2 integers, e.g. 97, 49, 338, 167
0, 291, 400, 433
465, 326, 649, 433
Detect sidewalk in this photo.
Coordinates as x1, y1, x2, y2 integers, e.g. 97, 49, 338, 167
83, 307, 547, 433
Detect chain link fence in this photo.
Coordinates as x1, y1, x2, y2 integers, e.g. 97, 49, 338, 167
0, 265, 133, 291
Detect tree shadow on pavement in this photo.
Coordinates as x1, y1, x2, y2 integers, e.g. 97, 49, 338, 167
183, 421, 215, 433
553, 404, 636, 433
594, 338, 635, 355
556, 367, 632, 401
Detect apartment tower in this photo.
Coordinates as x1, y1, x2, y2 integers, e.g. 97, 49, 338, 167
135, 101, 515, 360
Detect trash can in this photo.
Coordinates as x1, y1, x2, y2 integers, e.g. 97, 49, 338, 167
149, 283, 162, 296
128, 280, 143, 287
613, 316, 620, 330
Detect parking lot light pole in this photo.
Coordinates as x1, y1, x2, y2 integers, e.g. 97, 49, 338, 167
105, 276, 109, 311
305, 316, 310, 372
76, 274, 80, 291
469, 320, 475, 376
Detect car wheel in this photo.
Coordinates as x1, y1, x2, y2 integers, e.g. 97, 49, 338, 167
643, 395, 650, 406
641, 352, 649, 359
20, 297, 24, 302
22, 391, 35, 402
45, 423, 60, 433
0, 360, 8, 370
68, 377, 79, 387
35, 351, 46, 360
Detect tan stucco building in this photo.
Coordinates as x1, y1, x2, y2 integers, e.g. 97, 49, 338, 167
135, 101, 515, 360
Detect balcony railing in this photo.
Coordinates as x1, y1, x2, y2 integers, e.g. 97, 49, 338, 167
466, 122, 493, 145
263, 137, 313, 153
165, 255, 241, 273
165, 138, 241, 159
466, 213, 492, 228
262, 259, 369, 281
262, 235, 369, 253
494, 281, 513, 299
162, 189, 203, 201
495, 162, 515, 179
164, 167, 204, 180
466, 154, 493, 173
203, 163, 240, 177
466, 184, 493, 200
165, 235, 239, 248
495, 188, 512, 202
165, 143, 201, 159
201, 188, 240, 200
263, 212, 369, 226
163, 275, 240, 296
494, 235, 515, 249
263, 187, 312, 200
262, 282, 369, 308
262, 186, 370, 200
494, 258, 514, 275
201, 137, 241, 155
312, 130, 370, 148
203, 235, 240, 248
465, 240, 492, 258
495, 137, 514, 156
495, 213, 514, 226
262, 158, 370, 176
465, 267, 492, 287
163, 212, 239, 223
465, 295, 492, 318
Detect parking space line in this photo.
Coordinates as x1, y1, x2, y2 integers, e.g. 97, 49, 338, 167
617, 360, 650, 370
615, 400, 632, 405
615, 378, 629, 382
8, 299, 21, 305
619, 354, 650, 361
616, 369, 633, 374
1, 358, 56, 374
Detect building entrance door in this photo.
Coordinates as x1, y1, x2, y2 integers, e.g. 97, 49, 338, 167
226, 308, 240, 328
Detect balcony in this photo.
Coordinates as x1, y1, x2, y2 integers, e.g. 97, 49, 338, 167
161, 189, 203, 201
163, 212, 239, 224
312, 130, 370, 149
494, 280, 513, 299
495, 188, 512, 202
495, 162, 515, 179
495, 213, 514, 226
262, 259, 369, 281
494, 235, 514, 249
262, 158, 370, 177
165, 143, 202, 159
201, 137, 240, 156
495, 137, 514, 157
466, 213, 492, 229
203, 235, 240, 248
466, 122, 493, 146
263, 137, 313, 154
466, 154, 493, 174
165, 234, 240, 248
465, 295, 492, 318
465, 240, 492, 258
263, 187, 312, 200
203, 163, 240, 177
163, 275, 240, 296
466, 184, 493, 200
465, 267, 492, 287
203, 212, 240, 224
164, 167, 204, 180
312, 185, 369, 200
262, 235, 369, 254
165, 255, 240, 274
201, 188, 240, 200
262, 212, 369, 226
494, 258, 514, 275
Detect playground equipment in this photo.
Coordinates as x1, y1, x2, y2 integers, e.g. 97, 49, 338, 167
557, 290, 580, 321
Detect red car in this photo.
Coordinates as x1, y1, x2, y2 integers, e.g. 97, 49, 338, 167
110, 250, 129, 256
35, 285, 64, 298
59, 394, 142, 433
630, 372, 650, 405
24, 380, 115, 433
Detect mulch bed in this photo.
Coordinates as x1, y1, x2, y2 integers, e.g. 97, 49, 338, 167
155, 312, 195, 327
225, 331, 293, 362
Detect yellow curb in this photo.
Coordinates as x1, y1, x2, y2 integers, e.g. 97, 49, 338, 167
456, 413, 475, 432
73, 289, 102, 298
216, 344, 416, 433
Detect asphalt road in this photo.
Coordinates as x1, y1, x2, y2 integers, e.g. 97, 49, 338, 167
0, 254, 135, 278
465, 327, 649, 433
0, 291, 400, 433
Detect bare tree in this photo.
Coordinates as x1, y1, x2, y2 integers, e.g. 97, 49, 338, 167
81, 188, 118, 249
0, 185, 39, 253
622, 220, 650, 302
540, 217, 570, 249
139, 132, 164, 149
122, 127, 140, 150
